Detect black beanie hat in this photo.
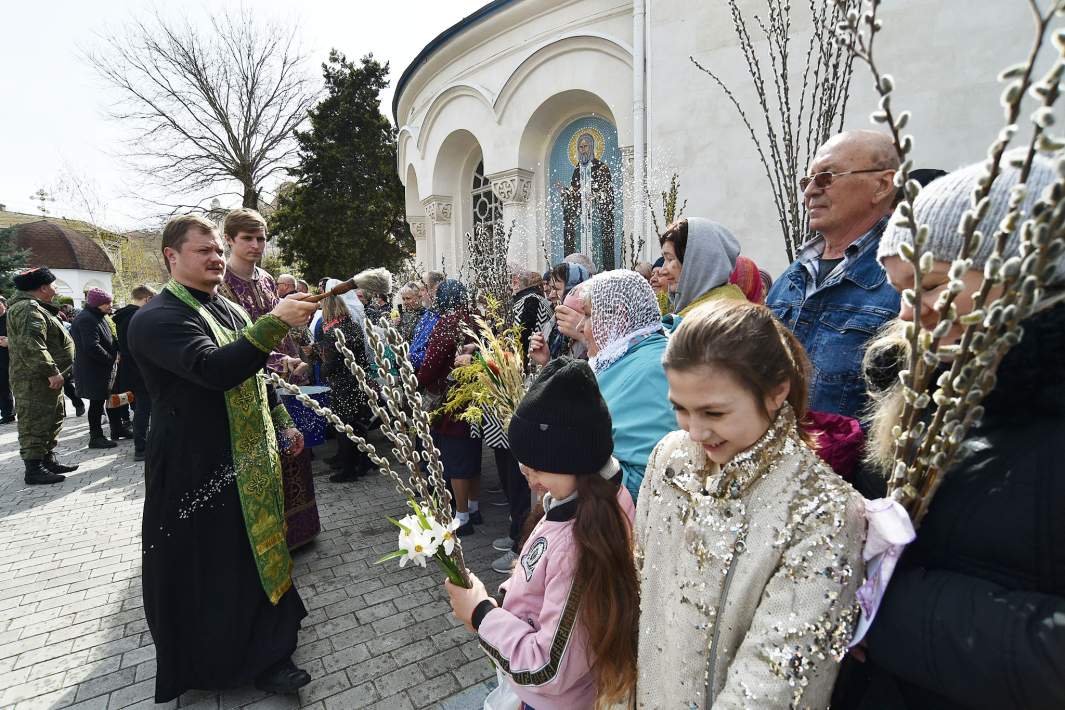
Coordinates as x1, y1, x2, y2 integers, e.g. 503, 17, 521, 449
507, 357, 613, 476
13, 267, 56, 292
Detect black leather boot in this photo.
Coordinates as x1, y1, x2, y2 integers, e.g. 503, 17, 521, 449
110, 421, 134, 440
43, 451, 79, 474
89, 423, 117, 449
25, 460, 64, 485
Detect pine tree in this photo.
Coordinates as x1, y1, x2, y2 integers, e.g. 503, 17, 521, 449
272, 51, 412, 282
0, 228, 30, 296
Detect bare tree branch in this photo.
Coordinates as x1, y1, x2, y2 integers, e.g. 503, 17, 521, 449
87, 7, 318, 210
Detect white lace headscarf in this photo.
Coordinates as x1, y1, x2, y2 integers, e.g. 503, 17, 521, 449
326, 277, 372, 361
585, 270, 664, 374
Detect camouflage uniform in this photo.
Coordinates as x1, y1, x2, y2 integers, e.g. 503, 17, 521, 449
7, 291, 75, 461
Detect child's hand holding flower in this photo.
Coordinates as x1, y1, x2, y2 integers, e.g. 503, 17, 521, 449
445, 573, 492, 632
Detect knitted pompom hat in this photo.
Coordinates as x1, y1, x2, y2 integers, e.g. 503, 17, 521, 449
353, 267, 392, 296
878, 149, 1065, 286
507, 357, 613, 476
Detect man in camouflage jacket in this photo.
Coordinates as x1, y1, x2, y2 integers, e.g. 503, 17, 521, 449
7, 268, 79, 484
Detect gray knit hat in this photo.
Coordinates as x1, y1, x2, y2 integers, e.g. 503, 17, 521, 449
878, 149, 1064, 286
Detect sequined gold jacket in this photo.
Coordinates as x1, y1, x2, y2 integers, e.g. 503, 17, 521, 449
634, 407, 865, 709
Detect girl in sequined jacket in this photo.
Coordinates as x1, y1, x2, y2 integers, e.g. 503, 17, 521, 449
445, 358, 638, 710
634, 300, 865, 709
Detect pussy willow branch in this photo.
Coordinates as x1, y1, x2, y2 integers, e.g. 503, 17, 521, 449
335, 322, 472, 582
836, 0, 1065, 519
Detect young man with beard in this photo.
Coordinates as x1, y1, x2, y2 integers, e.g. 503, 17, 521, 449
128, 215, 318, 702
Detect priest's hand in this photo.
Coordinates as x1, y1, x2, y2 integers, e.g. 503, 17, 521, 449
272, 295, 317, 328
445, 573, 491, 633
280, 427, 304, 456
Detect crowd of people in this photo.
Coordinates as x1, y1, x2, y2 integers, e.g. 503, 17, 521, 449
3, 126, 1062, 708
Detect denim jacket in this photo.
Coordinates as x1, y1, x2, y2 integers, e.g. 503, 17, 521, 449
766, 219, 900, 419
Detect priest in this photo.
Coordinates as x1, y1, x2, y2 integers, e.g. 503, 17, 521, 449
128, 214, 318, 702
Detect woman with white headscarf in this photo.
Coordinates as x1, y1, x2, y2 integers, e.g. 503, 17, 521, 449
531, 270, 675, 501
306, 279, 375, 482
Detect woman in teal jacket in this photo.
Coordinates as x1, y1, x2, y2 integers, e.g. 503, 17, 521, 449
531, 270, 675, 500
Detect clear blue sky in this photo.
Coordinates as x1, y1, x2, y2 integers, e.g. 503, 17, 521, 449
0, 0, 487, 229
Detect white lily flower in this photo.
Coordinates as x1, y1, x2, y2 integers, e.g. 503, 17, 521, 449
398, 527, 437, 568
430, 518, 461, 556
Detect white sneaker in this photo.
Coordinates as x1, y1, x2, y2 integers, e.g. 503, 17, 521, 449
491, 550, 518, 574
492, 536, 514, 552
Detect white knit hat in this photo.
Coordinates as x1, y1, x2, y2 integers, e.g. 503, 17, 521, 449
878, 149, 1064, 286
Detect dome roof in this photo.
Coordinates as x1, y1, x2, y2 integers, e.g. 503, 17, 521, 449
12, 220, 115, 273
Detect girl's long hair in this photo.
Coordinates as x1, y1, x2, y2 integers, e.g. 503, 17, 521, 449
519, 473, 639, 706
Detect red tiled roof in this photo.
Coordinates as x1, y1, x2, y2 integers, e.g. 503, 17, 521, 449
12, 221, 115, 273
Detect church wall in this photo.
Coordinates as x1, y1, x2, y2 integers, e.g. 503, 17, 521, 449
397, 0, 635, 272
646, 0, 1037, 276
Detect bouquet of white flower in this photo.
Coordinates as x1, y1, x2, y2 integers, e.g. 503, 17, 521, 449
268, 317, 473, 588
378, 499, 466, 585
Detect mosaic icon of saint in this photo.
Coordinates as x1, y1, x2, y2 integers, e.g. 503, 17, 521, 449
556, 132, 616, 270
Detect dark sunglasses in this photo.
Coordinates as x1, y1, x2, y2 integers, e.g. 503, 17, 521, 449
799, 168, 889, 191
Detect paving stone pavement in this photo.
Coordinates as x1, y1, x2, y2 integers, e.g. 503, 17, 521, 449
0, 405, 517, 709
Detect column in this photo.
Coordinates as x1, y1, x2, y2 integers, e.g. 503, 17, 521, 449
488, 168, 535, 268
421, 195, 454, 275
406, 215, 428, 269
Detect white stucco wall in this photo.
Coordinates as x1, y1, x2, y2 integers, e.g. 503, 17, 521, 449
50, 269, 113, 308
397, 0, 1040, 276
397, 0, 634, 271
647, 0, 1038, 276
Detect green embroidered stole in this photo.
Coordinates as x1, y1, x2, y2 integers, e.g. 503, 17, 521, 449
164, 280, 293, 604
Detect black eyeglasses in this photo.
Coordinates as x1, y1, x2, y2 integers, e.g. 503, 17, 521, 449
799, 168, 890, 191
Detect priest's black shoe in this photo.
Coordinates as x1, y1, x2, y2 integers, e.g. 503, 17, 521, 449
254, 657, 311, 694
73, 401, 85, 417
24, 460, 64, 485
43, 452, 79, 474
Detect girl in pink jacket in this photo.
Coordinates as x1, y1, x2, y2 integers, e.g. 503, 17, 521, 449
446, 357, 638, 710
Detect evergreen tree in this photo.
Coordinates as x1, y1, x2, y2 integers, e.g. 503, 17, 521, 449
0, 228, 30, 296
272, 51, 412, 282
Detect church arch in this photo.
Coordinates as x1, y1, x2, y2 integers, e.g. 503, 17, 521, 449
416, 83, 497, 157
494, 34, 633, 119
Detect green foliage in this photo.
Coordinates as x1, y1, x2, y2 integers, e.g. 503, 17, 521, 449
0, 227, 30, 296
271, 51, 413, 282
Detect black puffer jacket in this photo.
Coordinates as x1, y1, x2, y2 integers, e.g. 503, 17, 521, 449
70, 306, 118, 401
838, 301, 1065, 710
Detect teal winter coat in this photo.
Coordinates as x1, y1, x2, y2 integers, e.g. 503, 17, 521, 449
596, 332, 676, 501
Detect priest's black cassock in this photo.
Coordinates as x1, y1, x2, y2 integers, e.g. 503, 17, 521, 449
128, 286, 306, 702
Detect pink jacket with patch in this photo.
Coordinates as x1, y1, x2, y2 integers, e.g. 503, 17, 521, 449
476, 476, 635, 710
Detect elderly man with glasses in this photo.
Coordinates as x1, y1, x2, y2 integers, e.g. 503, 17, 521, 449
766, 129, 902, 419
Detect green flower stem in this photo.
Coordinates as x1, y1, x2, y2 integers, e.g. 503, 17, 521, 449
436, 551, 471, 588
